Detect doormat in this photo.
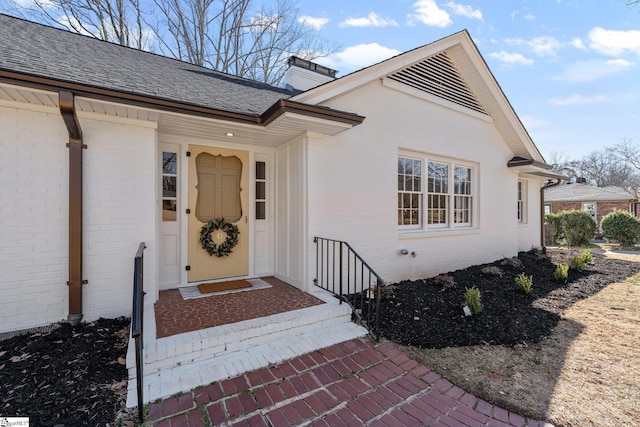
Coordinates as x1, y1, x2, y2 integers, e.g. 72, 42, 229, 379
179, 278, 272, 300
198, 279, 251, 294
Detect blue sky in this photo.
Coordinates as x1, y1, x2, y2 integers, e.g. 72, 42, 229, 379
294, 0, 640, 162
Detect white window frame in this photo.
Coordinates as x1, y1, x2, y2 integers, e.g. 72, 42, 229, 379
398, 152, 477, 232
582, 202, 597, 224
517, 180, 527, 224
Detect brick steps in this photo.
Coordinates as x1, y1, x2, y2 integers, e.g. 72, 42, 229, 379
126, 290, 369, 406
145, 337, 552, 427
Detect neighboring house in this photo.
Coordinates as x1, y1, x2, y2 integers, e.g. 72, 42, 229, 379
544, 182, 637, 226
0, 14, 561, 334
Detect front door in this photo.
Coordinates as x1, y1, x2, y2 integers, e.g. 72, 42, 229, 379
188, 145, 249, 282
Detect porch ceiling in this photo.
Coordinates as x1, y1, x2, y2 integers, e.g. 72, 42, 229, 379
157, 110, 355, 147
0, 82, 356, 146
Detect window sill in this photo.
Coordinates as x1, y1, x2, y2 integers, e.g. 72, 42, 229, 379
398, 227, 481, 239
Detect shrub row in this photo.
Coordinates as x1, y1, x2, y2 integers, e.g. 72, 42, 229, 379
546, 208, 640, 246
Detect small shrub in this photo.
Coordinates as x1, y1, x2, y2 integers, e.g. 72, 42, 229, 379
569, 255, 586, 272
464, 286, 482, 314
556, 210, 597, 246
501, 257, 523, 268
601, 209, 640, 246
578, 248, 593, 264
481, 266, 503, 276
554, 264, 569, 283
434, 274, 456, 288
515, 273, 533, 294
378, 285, 396, 300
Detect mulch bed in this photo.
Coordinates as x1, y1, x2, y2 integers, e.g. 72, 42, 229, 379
377, 248, 640, 348
0, 317, 130, 426
1, 249, 638, 425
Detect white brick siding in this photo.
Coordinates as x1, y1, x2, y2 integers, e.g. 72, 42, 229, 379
0, 101, 157, 332
305, 79, 536, 285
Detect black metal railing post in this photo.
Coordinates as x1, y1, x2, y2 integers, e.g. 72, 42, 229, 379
313, 237, 384, 341
132, 242, 146, 422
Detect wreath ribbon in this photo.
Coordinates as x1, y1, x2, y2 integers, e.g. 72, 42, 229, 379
199, 218, 240, 257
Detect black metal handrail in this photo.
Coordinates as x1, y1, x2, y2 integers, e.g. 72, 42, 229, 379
132, 242, 146, 422
313, 237, 384, 341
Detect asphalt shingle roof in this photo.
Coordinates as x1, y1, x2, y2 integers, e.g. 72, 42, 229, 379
0, 14, 292, 116
544, 183, 634, 202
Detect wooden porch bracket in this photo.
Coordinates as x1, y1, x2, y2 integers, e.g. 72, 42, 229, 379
59, 91, 85, 326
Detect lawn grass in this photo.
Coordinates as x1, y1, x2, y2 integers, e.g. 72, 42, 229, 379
401, 257, 640, 426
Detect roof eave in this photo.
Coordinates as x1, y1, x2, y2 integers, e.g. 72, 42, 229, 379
0, 69, 365, 128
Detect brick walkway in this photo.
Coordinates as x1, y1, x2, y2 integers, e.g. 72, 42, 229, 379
145, 337, 552, 427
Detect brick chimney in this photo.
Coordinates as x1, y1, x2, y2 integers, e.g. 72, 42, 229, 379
284, 56, 337, 92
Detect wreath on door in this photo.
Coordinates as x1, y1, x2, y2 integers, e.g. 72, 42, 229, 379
200, 218, 240, 257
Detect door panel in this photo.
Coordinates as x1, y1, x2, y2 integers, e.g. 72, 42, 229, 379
188, 145, 249, 282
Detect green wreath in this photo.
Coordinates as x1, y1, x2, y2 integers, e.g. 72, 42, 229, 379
199, 218, 240, 257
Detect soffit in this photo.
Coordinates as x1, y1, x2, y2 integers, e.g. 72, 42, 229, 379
157, 110, 353, 147
0, 82, 354, 144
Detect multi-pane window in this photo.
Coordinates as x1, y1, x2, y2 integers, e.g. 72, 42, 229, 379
162, 152, 178, 221
256, 162, 266, 220
398, 158, 422, 226
427, 162, 448, 226
517, 180, 524, 222
398, 154, 475, 229
454, 166, 472, 224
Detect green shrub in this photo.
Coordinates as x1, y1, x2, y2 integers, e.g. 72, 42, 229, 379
515, 273, 533, 294
501, 257, 524, 268
554, 264, 569, 282
601, 209, 640, 246
434, 274, 456, 288
481, 266, 503, 276
578, 248, 593, 264
556, 210, 597, 246
545, 212, 562, 241
569, 255, 586, 271
464, 287, 482, 314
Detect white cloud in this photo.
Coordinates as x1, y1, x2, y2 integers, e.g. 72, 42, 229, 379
488, 51, 534, 66
571, 38, 586, 50
407, 0, 452, 27
524, 13, 536, 20
339, 12, 398, 28
322, 43, 401, 73
12, 0, 53, 7
298, 16, 329, 31
530, 36, 561, 57
557, 59, 635, 83
444, 2, 483, 20
589, 27, 640, 56
551, 94, 611, 106
510, 10, 519, 21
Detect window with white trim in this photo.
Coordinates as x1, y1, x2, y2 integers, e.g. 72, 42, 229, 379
398, 154, 476, 230
517, 180, 526, 223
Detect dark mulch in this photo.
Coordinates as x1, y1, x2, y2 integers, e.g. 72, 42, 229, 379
0, 317, 130, 427
377, 248, 640, 348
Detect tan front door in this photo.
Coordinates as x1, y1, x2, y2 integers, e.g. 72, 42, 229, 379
188, 145, 249, 282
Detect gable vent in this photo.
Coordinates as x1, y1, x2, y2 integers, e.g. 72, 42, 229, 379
388, 51, 488, 115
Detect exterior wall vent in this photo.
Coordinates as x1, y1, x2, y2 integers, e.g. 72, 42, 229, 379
285, 56, 338, 92
388, 51, 488, 115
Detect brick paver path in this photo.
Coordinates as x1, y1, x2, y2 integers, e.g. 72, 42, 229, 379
145, 337, 552, 426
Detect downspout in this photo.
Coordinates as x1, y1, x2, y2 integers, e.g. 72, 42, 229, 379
59, 91, 86, 326
541, 178, 562, 248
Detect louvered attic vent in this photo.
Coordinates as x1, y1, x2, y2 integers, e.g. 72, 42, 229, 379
388, 51, 488, 115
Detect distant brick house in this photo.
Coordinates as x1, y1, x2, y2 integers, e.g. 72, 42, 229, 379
544, 183, 637, 227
